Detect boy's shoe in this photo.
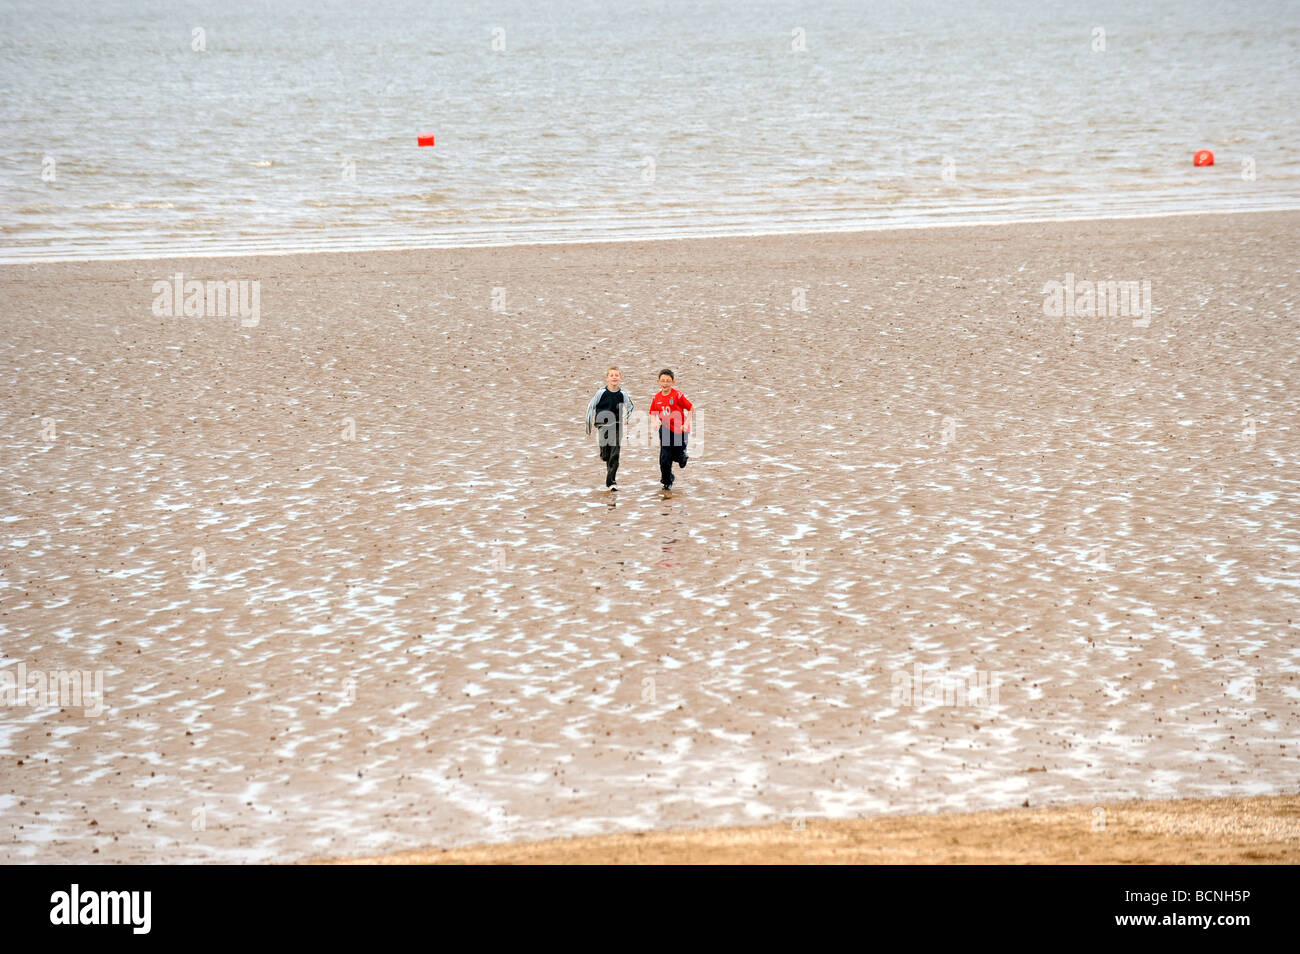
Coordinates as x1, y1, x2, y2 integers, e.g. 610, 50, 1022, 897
610, 483, 618, 491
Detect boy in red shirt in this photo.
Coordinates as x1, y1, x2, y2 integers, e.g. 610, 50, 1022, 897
649, 369, 694, 491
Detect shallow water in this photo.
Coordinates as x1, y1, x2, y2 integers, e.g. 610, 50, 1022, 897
2, 0, 1299, 260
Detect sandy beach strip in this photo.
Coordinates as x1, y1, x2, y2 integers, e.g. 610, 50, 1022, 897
1, 210, 1296, 864
322, 794, 1300, 864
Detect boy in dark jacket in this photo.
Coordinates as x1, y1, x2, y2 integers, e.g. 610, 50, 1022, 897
584, 366, 634, 491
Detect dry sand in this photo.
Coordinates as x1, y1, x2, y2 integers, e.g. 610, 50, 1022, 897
327, 794, 1300, 864
1, 211, 1297, 863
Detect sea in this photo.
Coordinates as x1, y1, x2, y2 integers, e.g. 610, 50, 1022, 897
1, 0, 1298, 260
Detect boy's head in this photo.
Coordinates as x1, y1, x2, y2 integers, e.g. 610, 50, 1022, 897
657, 369, 674, 394
605, 366, 622, 391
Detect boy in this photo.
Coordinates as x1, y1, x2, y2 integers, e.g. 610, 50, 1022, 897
649, 368, 694, 491
584, 366, 633, 491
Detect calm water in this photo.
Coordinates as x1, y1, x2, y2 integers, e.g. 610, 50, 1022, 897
1, 0, 1298, 260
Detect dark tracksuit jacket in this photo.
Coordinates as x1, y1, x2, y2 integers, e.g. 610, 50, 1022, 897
584, 386, 634, 486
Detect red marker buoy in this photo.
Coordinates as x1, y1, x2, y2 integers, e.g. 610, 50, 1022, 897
1193, 149, 1214, 166
417, 134, 435, 147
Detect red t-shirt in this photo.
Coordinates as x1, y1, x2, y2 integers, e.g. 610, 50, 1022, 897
649, 389, 693, 433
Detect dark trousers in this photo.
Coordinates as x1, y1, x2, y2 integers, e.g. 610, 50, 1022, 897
599, 441, 621, 486
658, 426, 687, 487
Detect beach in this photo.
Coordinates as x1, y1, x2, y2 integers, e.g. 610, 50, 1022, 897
1, 210, 1297, 863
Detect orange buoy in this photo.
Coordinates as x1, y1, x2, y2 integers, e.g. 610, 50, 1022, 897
1193, 149, 1214, 166
417, 134, 435, 147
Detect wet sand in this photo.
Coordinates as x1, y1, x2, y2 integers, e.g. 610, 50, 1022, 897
327, 794, 1300, 864
1, 211, 1297, 863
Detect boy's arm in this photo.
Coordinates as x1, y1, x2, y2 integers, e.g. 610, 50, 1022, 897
584, 389, 601, 434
